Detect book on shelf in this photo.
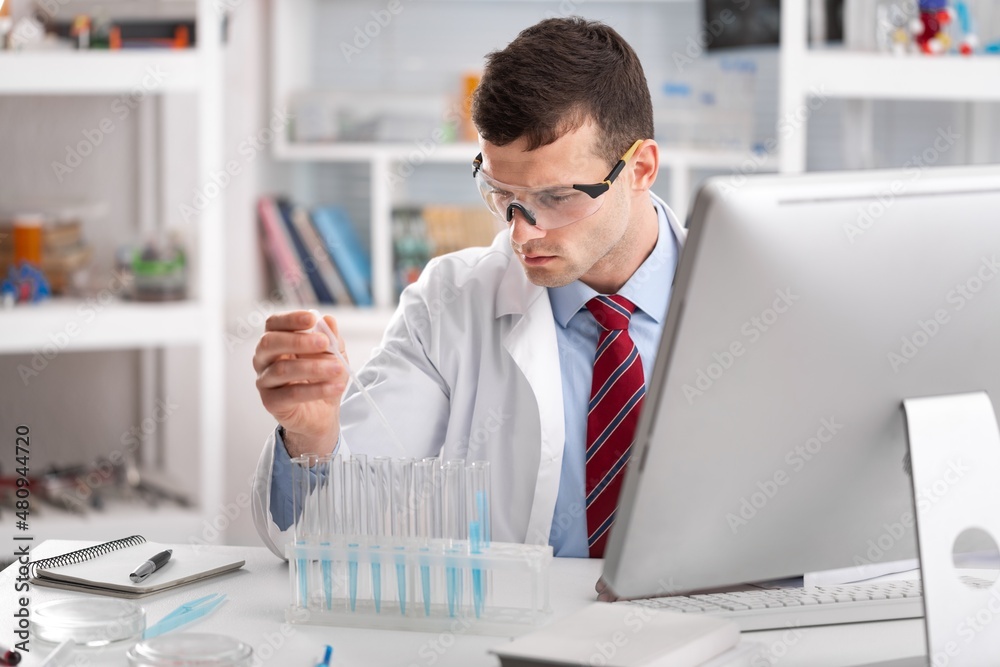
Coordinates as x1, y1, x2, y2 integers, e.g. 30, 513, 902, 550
275, 199, 335, 305
292, 206, 354, 306
257, 196, 313, 304
310, 205, 373, 307
257, 197, 372, 306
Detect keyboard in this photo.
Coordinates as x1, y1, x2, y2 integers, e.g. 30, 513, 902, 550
625, 579, 930, 631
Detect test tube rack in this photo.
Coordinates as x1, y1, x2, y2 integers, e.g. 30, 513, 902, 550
285, 454, 553, 635
286, 538, 553, 634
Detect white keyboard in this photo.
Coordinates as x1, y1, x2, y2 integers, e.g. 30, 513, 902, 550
625, 579, 929, 631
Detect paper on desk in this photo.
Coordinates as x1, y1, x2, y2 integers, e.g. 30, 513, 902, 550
804, 559, 919, 588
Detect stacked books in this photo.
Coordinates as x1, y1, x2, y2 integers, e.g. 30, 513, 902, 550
258, 197, 501, 306
257, 197, 373, 306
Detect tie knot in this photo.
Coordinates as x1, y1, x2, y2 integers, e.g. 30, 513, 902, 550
586, 295, 636, 331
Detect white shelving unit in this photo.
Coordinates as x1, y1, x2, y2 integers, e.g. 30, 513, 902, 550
0, 2, 225, 542
779, 2, 1000, 173
270, 0, 778, 313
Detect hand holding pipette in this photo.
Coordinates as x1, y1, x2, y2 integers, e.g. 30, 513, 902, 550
252, 310, 347, 457
308, 310, 407, 458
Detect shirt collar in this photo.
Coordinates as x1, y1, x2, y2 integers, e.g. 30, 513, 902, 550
549, 196, 679, 328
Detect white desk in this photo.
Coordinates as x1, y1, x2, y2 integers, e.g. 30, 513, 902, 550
0, 541, 927, 666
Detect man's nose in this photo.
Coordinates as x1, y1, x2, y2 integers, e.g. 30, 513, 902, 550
509, 206, 546, 246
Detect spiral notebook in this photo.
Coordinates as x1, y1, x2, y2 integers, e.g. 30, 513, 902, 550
28, 536, 245, 599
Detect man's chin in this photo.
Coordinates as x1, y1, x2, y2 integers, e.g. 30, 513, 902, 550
521, 261, 579, 289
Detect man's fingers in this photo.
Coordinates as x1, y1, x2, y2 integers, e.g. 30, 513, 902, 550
253, 331, 329, 374
595, 577, 619, 602
323, 315, 348, 359
258, 382, 342, 414
256, 357, 345, 389
265, 310, 316, 332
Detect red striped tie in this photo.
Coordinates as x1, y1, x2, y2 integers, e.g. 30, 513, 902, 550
585, 295, 645, 558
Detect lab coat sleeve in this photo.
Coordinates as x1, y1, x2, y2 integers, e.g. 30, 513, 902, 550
252, 267, 453, 559
251, 427, 289, 560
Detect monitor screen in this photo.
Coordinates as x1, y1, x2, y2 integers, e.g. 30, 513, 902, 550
603, 165, 1000, 598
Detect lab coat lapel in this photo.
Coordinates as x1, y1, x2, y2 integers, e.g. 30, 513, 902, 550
497, 255, 566, 545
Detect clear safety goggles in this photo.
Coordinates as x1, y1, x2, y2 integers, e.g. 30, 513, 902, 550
471, 140, 643, 230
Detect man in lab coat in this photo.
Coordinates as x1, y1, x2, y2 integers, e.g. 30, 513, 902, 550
251, 17, 686, 565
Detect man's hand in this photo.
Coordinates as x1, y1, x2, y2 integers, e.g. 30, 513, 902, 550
253, 310, 349, 457
595, 576, 619, 602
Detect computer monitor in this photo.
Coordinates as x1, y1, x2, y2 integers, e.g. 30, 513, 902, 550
603, 164, 1000, 598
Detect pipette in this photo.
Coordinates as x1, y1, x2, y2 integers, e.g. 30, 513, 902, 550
308, 310, 407, 458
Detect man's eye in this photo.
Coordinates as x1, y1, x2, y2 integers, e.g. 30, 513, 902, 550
539, 192, 575, 206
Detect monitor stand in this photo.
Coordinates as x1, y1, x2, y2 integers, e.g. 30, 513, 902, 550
902, 391, 1000, 667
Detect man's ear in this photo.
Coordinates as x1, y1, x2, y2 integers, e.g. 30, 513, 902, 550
629, 140, 659, 193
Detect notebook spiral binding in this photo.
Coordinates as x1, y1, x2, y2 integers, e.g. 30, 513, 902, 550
27, 534, 146, 578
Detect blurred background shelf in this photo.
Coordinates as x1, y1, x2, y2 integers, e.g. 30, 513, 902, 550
0, 299, 209, 353
0, 50, 203, 95
798, 51, 1000, 102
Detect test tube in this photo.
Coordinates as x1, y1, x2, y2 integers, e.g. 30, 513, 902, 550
344, 454, 367, 612
291, 454, 326, 609
369, 457, 392, 613
413, 459, 436, 616
317, 455, 338, 610
441, 460, 467, 618
391, 458, 415, 615
467, 460, 491, 618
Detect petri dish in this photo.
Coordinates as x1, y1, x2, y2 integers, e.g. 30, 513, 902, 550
127, 633, 253, 666
32, 598, 145, 647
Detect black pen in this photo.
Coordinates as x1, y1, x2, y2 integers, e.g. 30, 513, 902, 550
130, 549, 172, 583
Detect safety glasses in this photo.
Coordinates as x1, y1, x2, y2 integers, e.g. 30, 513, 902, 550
471, 140, 643, 230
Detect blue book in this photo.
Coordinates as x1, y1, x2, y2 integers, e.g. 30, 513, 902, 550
310, 206, 373, 307
275, 198, 335, 304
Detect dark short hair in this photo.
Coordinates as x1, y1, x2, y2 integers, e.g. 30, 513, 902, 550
471, 17, 654, 167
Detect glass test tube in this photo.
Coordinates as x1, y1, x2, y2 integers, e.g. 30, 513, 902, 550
391, 458, 415, 615
467, 460, 491, 618
441, 460, 467, 618
369, 457, 392, 613
413, 459, 436, 616
344, 454, 366, 612
291, 454, 327, 609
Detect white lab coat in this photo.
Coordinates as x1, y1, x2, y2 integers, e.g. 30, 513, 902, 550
252, 193, 686, 559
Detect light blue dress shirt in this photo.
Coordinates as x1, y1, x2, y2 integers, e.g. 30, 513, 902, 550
546, 200, 679, 557
269, 199, 680, 550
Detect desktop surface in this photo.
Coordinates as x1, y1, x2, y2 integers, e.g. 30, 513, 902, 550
0, 540, 928, 666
